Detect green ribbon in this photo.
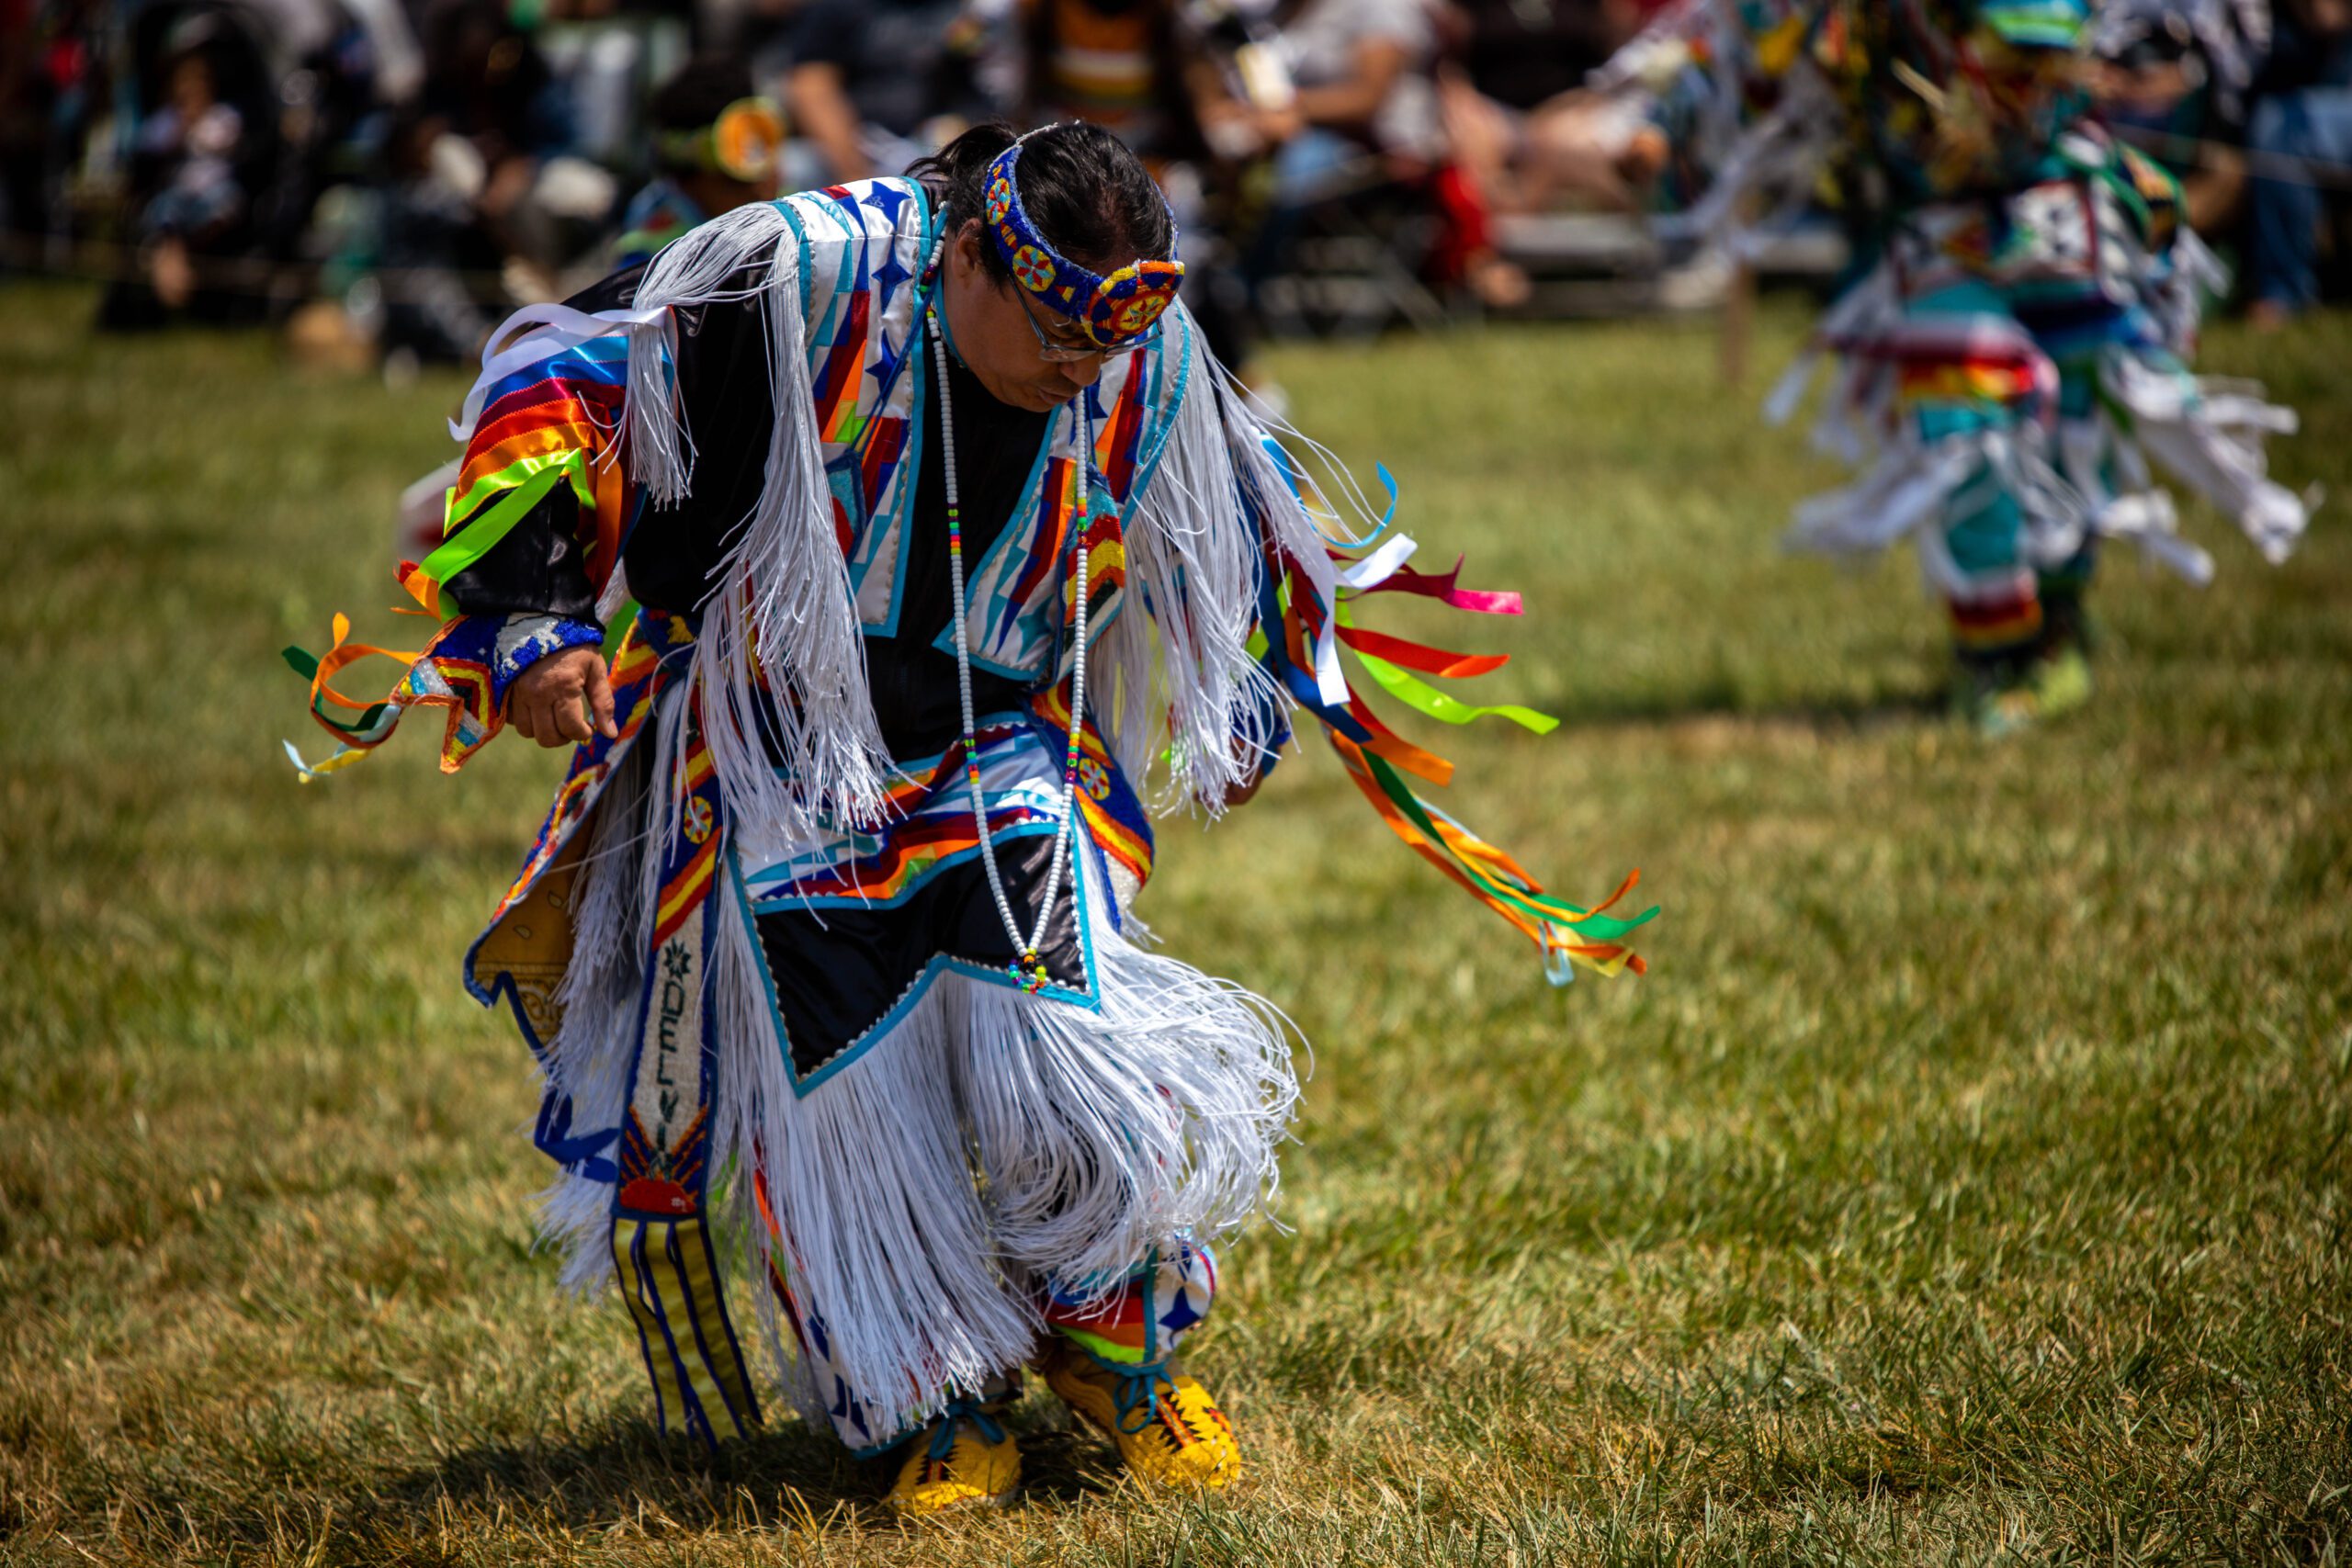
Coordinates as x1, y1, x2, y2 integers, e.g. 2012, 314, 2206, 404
416, 457, 583, 616
1351, 647, 1560, 733
281, 645, 391, 740
1358, 745, 1657, 941
1332, 600, 1558, 733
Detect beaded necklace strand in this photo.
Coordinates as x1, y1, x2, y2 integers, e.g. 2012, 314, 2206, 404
927, 305, 1093, 995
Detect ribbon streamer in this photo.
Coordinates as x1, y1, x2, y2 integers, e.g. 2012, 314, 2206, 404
1342, 553, 1525, 616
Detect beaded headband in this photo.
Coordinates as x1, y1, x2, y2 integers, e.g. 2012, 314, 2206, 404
982, 126, 1184, 349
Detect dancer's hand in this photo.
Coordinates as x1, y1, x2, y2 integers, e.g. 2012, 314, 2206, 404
505, 646, 617, 747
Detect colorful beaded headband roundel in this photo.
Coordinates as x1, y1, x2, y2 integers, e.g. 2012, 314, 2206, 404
984, 127, 1183, 349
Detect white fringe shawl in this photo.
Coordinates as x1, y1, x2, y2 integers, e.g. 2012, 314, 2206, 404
533, 687, 1301, 1437
1090, 306, 1348, 816
2150, 225, 2231, 361
608, 216, 1363, 840
1783, 425, 2091, 603
622, 201, 896, 855
530, 723, 661, 1292
2108, 215, 2312, 572
706, 844, 1299, 1438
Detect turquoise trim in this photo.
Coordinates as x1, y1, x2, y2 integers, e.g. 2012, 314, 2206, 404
1085, 830, 1123, 936
787, 191, 855, 333
963, 642, 1051, 687
932, 406, 1062, 681
824, 204, 856, 300
854, 182, 946, 640
1082, 312, 1190, 652
828, 179, 944, 638
1121, 309, 1191, 528
907, 176, 937, 254
775, 197, 813, 323
864, 312, 926, 638
933, 278, 967, 366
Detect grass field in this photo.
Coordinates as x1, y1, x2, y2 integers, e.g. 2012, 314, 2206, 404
3, 276, 2348, 1566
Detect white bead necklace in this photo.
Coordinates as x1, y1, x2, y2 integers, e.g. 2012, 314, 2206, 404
927, 306, 1092, 995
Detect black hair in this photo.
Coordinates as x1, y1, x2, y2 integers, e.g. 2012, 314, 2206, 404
909, 120, 1174, 287
650, 56, 755, 138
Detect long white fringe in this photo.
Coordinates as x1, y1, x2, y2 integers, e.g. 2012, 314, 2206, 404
1784, 426, 2089, 601
531, 725, 659, 1293
950, 854, 1301, 1303
1109, 305, 1378, 817
1765, 264, 1901, 468
2058, 405, 2215, 586
696, 845, 1296, 1434
1098, 306, 1298, 815
2101, 350, 2312, 568
705, 876, 1038, 1432
623, 202, 897, 856
2152, 226, 2232, 358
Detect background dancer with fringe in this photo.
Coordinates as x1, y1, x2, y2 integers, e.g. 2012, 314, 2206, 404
1599, 0, 2314, 736
286, 119, 1654, 1515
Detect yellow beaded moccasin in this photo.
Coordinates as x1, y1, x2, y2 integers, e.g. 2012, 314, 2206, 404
1038, 1338, 1240, 1491
885, 1400, 1021, 1517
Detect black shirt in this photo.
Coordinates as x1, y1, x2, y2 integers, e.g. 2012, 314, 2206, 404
878, 330, 1054, 758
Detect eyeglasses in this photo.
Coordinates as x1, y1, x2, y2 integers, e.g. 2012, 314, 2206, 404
1014, 285, 1161, 363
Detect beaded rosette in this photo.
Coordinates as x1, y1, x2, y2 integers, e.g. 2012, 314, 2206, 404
984, 132, 1184, 349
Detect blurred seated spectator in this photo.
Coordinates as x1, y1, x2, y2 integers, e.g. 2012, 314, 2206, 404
2245, 0, 2352, 327
418, 0, 580, 268
611, 57, 784, 267
1199, 0, 1437, 178
1015, 0, 1266, 370
131, 38, 248, 310
1200, 0, 1532, 309
784, 0, 1010, 181
368, 2, 612, 359
1435, 0, 1649, 216
375, 96, 505, 360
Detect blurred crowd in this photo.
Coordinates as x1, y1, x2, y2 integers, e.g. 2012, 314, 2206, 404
2093, 0, 2352, 329
3, 0, 2348, 372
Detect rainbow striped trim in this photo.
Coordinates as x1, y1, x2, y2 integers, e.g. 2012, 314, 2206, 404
412, 331, 637, 618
